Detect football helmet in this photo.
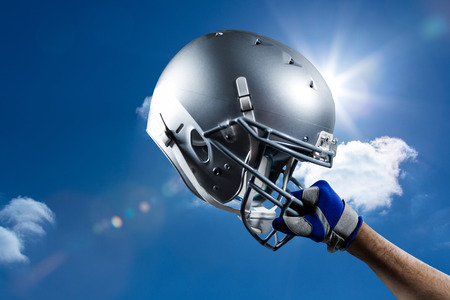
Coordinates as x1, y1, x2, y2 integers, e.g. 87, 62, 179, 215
147, 30, 337, 250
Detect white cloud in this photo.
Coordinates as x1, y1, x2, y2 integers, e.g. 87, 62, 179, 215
0, 197, 55, 264
136, 96, 152, 120
0, 227, 27, 263
294, 137, 417, 212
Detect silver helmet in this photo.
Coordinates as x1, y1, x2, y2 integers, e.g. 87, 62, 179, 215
147, 30, 337, 250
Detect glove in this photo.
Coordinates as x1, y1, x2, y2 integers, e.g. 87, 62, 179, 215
273, 180, 363, 252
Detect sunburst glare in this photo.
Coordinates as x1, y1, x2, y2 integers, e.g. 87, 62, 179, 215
320, 49, 384, 137
283, 27, 392, 138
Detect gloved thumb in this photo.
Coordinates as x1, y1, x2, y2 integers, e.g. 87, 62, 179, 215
273, 216, 294, 235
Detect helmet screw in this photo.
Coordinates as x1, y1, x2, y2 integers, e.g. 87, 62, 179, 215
255, 38, 261, 45
224, 163, 231, 170
303, 136, 309, 142
213, 185, 219, 191
213, 167, 222, 176
289, 58, 294, 64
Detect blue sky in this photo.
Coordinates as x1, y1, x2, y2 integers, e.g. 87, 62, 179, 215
1, 0, 449, 299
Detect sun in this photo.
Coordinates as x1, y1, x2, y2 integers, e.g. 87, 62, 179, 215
314, 45, 385, 137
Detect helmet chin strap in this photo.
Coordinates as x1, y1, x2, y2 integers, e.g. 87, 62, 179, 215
235, 76, 258, 211
235, 76, 278, 235
238, 155, 278, 235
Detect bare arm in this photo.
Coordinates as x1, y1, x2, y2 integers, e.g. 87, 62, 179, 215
347, 222, 450, 299
274, 182, 450, 298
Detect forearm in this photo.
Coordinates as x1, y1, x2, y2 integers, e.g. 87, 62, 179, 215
347, 222, 450, 299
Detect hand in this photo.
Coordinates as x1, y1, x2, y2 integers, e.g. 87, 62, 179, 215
273, 180, 363, 252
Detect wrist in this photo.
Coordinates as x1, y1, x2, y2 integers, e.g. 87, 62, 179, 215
343, 216, 364, 249
346, 222, 372, 257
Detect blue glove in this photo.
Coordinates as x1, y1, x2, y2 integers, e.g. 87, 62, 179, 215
273, 180, 363, 252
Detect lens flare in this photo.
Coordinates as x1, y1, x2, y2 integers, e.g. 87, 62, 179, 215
420, 16, 447, 39
161, 177, 184, 197
92, 219, 110, 234
111, 216, 123, 228
139, 201, 150, 213
124, 208, 135, 219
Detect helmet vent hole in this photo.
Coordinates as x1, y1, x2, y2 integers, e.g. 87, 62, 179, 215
176, 123, 184, 134
191, 129, 209, 163
309, 80, 316, 89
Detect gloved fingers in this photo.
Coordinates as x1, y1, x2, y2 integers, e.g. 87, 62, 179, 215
300, 186, 319, 208
287, 186, 319, 218
291, 186, 319, 209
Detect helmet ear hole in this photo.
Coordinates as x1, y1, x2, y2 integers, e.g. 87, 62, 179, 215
191, 129, 210, 163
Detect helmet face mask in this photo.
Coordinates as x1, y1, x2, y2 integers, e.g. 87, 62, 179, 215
147, 30, 337, 250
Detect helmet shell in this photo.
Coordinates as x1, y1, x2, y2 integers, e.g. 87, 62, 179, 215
147, 30, 335, 204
